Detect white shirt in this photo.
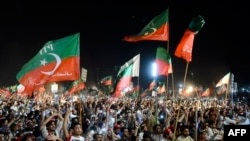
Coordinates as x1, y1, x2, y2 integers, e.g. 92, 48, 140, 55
67, 135, 85, 141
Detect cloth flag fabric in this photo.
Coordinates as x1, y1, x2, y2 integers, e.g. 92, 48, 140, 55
0, 88, 12, 98
16, 33, 80, 96
123, 8, 169, 42
155, 47, 171, 76
149, 80, 156, 91
117, 54, 140, 77
113, 54, 140, 97
216, 85, 227, 95
174, 15, 205, 62
201, 88, 211, 97
216, 72, 231, 87
168, 58, 173, 74
157, 82, 166, 94
100, 76, 113, 86
68, 79, 86, 94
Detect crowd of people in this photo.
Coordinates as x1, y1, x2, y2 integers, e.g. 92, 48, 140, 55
0, 91, 249, 141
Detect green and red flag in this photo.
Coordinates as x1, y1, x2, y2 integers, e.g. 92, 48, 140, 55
16, 33, 80, 96
68, 79, 86, 94
201, 88, 211, 97
113, 54, 140, 97
123, 8, 169, 42
157, 82, 166, 94
0, 87, 12, 98
168, 58, 173, 74
100, 76, 113, 86
174, 15, 205, 62
155, 47, 171, 76
148, 80, 156, 91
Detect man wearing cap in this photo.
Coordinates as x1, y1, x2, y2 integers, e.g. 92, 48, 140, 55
113, 124, 122, 140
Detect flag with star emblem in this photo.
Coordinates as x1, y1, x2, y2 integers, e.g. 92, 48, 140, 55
123, 8, 169, 42
16, 33, 80, 96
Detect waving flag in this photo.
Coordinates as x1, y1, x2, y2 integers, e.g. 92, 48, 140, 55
216, 72, 231, 87
149, 80, 156, 91
123, 8, 169, 42
168, 58, 173, 74
174, 15, 205, 62
155, 47, 171, 76
16, 33, 80, 96
68, 79, 86, 94
100, 76, 113, 86
201, 88, 211, 97
113, 54, 140, 97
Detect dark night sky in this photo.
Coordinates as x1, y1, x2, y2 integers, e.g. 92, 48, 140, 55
0, 1, 249, 90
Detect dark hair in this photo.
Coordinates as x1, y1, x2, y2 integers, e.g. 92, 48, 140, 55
70, 122, 81, 129
93, 133, 103, 139
180, 125, 189, 132
143, 132, 152, 139
21, 133, 35, 141
46, 120, 55, 127
153, 124, 162, 130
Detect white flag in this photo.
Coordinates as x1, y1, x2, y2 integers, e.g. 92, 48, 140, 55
216, 72, 230, 87
117, 54, 140, 77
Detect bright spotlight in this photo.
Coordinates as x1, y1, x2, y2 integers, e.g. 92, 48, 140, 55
152, 62, 157, 77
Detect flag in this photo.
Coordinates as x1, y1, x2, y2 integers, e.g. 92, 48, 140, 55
113, 54, 140, 97
157, 82, 166, 94
155, 47, 171, 76
100, 76, 113, 86
117, 54, 140, 78
149, 80, 156, 91
16, 33, 80, 96
0, 88, 12, 98
68, 80, 79, 94
68, 79, 86, 94
174, 15, 205, 62
123, 8, 169, 42
168, 58, 173, 74
128, 85, 140, 97
216, 85, 227, 95
216, 72, 231, 87
201, 88, 211, 97
16, 84, 25, 94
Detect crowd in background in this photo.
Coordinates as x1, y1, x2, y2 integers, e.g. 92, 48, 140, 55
0, 91, 249, 141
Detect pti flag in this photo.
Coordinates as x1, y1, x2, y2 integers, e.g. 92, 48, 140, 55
100, 76, 113, 86
123, 8, 169, 42
155, 47, 171, 76
174, 15, 205, 62
16, 33, 80, 96
113, 54, 140, 97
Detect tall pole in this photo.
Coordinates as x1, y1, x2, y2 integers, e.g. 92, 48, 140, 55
225, 73, 231, 104
173, 62, 189, 140
166, 7, 171, 98
195, 101, 198, 141
171, 67, 175, 99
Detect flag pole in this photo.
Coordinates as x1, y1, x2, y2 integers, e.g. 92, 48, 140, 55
136, 54, 141, 98
167, 7, 175, 99
183, 62, 189, 92
171, 65, 175, 99
173, 98, 181, 140
166, 7, 171, 99
173, 62, 189, 139
225, 73, 231, 105
78, 34, 82, 127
